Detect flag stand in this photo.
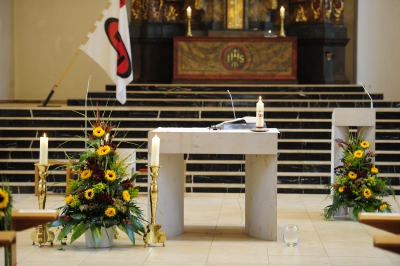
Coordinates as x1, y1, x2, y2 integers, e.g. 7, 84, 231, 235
41, 50, 81, 107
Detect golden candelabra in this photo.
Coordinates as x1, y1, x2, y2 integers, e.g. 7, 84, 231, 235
279, 17, 286, 37
31, 163, 55, 247
143, 165, 166, 247
186, 15, 192, 37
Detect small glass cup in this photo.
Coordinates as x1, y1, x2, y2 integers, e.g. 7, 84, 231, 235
283, 224, 299, 247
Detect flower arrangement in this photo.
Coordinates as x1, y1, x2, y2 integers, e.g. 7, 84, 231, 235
48, 105, 146, 247
324, 130, 395, 221
0, 182, 13, 265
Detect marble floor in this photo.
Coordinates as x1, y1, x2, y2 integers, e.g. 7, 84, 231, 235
2, 193, 400, 266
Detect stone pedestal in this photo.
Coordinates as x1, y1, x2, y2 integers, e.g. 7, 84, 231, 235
331, 108, 376, 184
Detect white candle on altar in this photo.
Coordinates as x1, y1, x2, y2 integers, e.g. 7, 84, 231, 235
256, 96, 264, 128
187, 6, 192, 17
280, 6, 285, 18
151, 135, 160, 166
39, 133, 48, 164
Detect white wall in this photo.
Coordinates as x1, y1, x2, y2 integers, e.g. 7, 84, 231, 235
0, 0, 14, 100
14, 0, 111, 101
357, 0, 400, 100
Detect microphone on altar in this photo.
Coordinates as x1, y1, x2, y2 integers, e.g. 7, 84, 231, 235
360, 83, 373, 108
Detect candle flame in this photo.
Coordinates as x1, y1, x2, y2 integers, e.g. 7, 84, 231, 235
259, 96, 261, 100
43, 133, 46, 137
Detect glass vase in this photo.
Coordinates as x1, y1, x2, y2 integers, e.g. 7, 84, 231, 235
283, 224, 299, 247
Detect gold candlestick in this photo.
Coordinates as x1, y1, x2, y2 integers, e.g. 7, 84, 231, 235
186, 15, 192, 37
143, 165, 166, 247
31, 163, 55, 247
279, 16, 286, 37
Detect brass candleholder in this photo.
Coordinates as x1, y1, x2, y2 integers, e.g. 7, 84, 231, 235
279, 17, 286, 37
186, 15, 192, 37
31, 163, 55, 247
143, 165, 166, 247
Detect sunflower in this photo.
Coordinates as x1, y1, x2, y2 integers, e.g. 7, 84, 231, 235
371, 167, 378, 174
105, 170, 117, 181
85, 189, 95, 200
348, 171, 357, 180
379, 204, 387, 211
354, 150, 363, 158
363, 188, 372, 198
93, 126, 105, 138
97, 145, 111, 156
0, 188, 10, 209
65, 194, 73, 204
361, 140, 370, 149
81, 169, 92, 180
105, 207, 116, 217
338, 186, 345, 193
122, 190, 130, 201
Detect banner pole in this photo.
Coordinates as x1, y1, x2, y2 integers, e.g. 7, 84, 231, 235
41, 49, 81, 106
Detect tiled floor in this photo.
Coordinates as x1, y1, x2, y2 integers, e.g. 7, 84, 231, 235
2, 193, 400, 266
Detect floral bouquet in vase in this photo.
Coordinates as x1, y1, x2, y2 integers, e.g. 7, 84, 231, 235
324, 129, 396, 221
48, 105, 146, 247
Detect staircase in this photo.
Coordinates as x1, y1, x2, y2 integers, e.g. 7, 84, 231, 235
0, 84, 399, 194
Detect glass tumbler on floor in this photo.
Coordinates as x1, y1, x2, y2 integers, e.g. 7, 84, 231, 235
283, 224, 299, 247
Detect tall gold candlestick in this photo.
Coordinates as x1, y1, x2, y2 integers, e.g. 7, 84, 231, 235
186, 16, 192, 37
279, 17, 286, 37
31, 163, 55, 247
143, 165, 166, 247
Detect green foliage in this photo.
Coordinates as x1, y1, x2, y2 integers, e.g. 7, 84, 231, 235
324, 129, 396, 221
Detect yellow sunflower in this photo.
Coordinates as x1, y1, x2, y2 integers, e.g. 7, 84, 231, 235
122, 190, 130, 202
363, 188, 372, 198
348, 171, 357, 180
105, 170, 117, 181
354, 150, 363, 158
361, 140, 370, 149
371, 167, 378, 174
0, 188, 10, 209
81, 169, 92, 180
338, 186, 345, 193
97, 145, 111, 156
65, 194, 73, 204
105, 207, 116, 217
93, 126, 105, 138
379, 204, 387, 211
85, 189, 95, 200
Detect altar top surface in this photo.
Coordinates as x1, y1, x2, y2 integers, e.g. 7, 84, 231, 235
149, 127, 279, 154
152, 127, 280, 133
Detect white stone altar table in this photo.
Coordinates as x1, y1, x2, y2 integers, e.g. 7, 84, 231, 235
148, 127, 279, 241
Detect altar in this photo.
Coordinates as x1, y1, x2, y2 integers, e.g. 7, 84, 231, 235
173, 37, 297, 84
147, 127, 279, 241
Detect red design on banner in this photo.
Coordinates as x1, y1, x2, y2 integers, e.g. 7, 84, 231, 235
104, 18, 132, 78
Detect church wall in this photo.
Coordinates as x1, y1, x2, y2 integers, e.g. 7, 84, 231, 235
0, 0, 14, 100
357, 0, 400, 100
13, 0, 111, 101
6, 0, 400, 101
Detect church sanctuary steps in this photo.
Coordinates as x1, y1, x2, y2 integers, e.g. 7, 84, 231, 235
0, 84, 399, 194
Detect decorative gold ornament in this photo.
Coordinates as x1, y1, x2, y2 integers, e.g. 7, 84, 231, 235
333, 0, 344, 21
311, 0, 321, 20
142, 0, 149, 20
131, 0, 141, 20
143, 165, 166, 247
295, 5, 307, 22
166, 5, 178, 22
31, 163, 55, 247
